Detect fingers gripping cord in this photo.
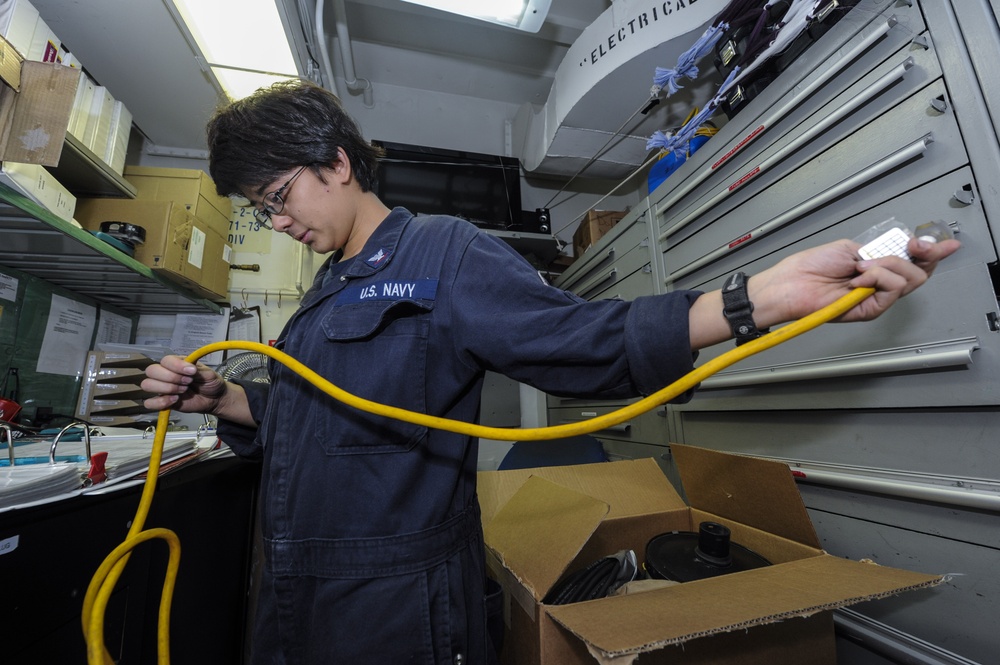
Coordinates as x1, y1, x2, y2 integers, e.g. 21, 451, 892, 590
82, 287, 876, 664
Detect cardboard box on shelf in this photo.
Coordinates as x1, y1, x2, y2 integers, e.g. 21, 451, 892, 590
478, 445, 943, 665
74, 197, 233, 301
124, 166, 233, 238
573, 209, 626, 257
0, 60, 80, 166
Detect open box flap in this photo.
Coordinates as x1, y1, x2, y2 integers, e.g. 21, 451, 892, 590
478, 457, 683, 527
546, 555, 944, 659
484, 474, 610, 601
671, 444, 821, 549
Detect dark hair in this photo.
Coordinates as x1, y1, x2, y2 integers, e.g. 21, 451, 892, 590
206, 79, 384, 197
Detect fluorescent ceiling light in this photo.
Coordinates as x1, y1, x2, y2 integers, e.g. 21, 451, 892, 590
400, 0, 552, 33
167, 0, 299, 100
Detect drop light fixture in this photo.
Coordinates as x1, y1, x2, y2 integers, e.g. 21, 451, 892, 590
165, 0, 300, 100
400, 0, 552, 33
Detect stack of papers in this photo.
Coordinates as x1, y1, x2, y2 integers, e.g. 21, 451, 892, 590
0, 429, 210, 511
0, 464, 85, 510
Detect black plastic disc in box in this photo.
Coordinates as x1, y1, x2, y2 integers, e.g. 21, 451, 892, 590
645, 521, 771, 582
100, 220, 146, 247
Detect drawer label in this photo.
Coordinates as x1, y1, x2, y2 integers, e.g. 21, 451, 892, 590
0, 535, 19, 557
712, 124, 766, 170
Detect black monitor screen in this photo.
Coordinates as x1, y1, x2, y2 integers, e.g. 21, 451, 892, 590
374, 141, 522, 229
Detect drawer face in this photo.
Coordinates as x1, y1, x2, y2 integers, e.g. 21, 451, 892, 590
676, 260, 998, 410
802, 488, 998, 665
547, 403, 669, 446
585, 262, 655, 301
675, 408, 1000, 480
565, 244, 653, 301
660, 78, 967, 286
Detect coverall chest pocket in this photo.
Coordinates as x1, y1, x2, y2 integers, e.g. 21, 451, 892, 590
313, 298, 433, 455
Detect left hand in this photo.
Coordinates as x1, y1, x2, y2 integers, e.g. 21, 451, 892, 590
751, 236, 961, 326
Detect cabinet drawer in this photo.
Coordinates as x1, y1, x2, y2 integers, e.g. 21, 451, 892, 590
678, 262, 999, 410
548, 403, 669, 446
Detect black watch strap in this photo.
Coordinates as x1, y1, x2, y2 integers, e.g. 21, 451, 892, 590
722, 272, 769, 346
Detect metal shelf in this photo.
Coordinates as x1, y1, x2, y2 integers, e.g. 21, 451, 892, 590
50, 134, 137, 199
0, 182, 222, 314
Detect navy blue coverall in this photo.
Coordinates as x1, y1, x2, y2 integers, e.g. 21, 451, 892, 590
217, 208, 701, 664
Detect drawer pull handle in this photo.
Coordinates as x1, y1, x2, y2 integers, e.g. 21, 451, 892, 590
699, 337, 979, 389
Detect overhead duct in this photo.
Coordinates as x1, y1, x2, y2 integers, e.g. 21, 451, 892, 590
515, 0, 726, 179
315, 0, 374, 107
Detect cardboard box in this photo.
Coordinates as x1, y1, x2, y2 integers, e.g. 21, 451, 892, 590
75, 197, 232, 301
478, 445, 942, 665
124, 166, 233, 238
0, 60, 80, 166
573, 209, 626, 257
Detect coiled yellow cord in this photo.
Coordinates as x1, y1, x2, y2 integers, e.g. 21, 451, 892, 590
82, 286, 875, 663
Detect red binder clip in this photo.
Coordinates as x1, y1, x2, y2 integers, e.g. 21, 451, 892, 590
87, 451, 108, 485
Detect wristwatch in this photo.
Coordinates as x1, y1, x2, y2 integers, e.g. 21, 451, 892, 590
721, 271, 769, 345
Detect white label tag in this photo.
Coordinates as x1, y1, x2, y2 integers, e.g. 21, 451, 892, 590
0, 535, 19, 556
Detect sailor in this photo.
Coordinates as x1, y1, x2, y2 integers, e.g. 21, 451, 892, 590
142, 79, 959, 664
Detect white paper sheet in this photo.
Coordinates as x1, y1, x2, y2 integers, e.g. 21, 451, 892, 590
36, 295, 96, 376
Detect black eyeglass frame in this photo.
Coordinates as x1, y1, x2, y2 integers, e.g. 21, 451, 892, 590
252, 165, 309, 229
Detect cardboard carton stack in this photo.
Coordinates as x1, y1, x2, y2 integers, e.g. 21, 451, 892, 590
75, 167, 234, 301
478, 445, 943, 665
573, 209, 626, 258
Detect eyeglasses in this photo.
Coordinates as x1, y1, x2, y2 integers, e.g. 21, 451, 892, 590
252, 165, 309, 229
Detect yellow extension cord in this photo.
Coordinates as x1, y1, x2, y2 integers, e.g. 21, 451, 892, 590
81, 286, 875, 664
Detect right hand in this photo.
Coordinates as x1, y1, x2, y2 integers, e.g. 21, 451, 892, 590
142, 354, 228, 414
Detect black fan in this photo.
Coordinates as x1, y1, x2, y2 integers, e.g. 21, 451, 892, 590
216, 352, 270, 383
